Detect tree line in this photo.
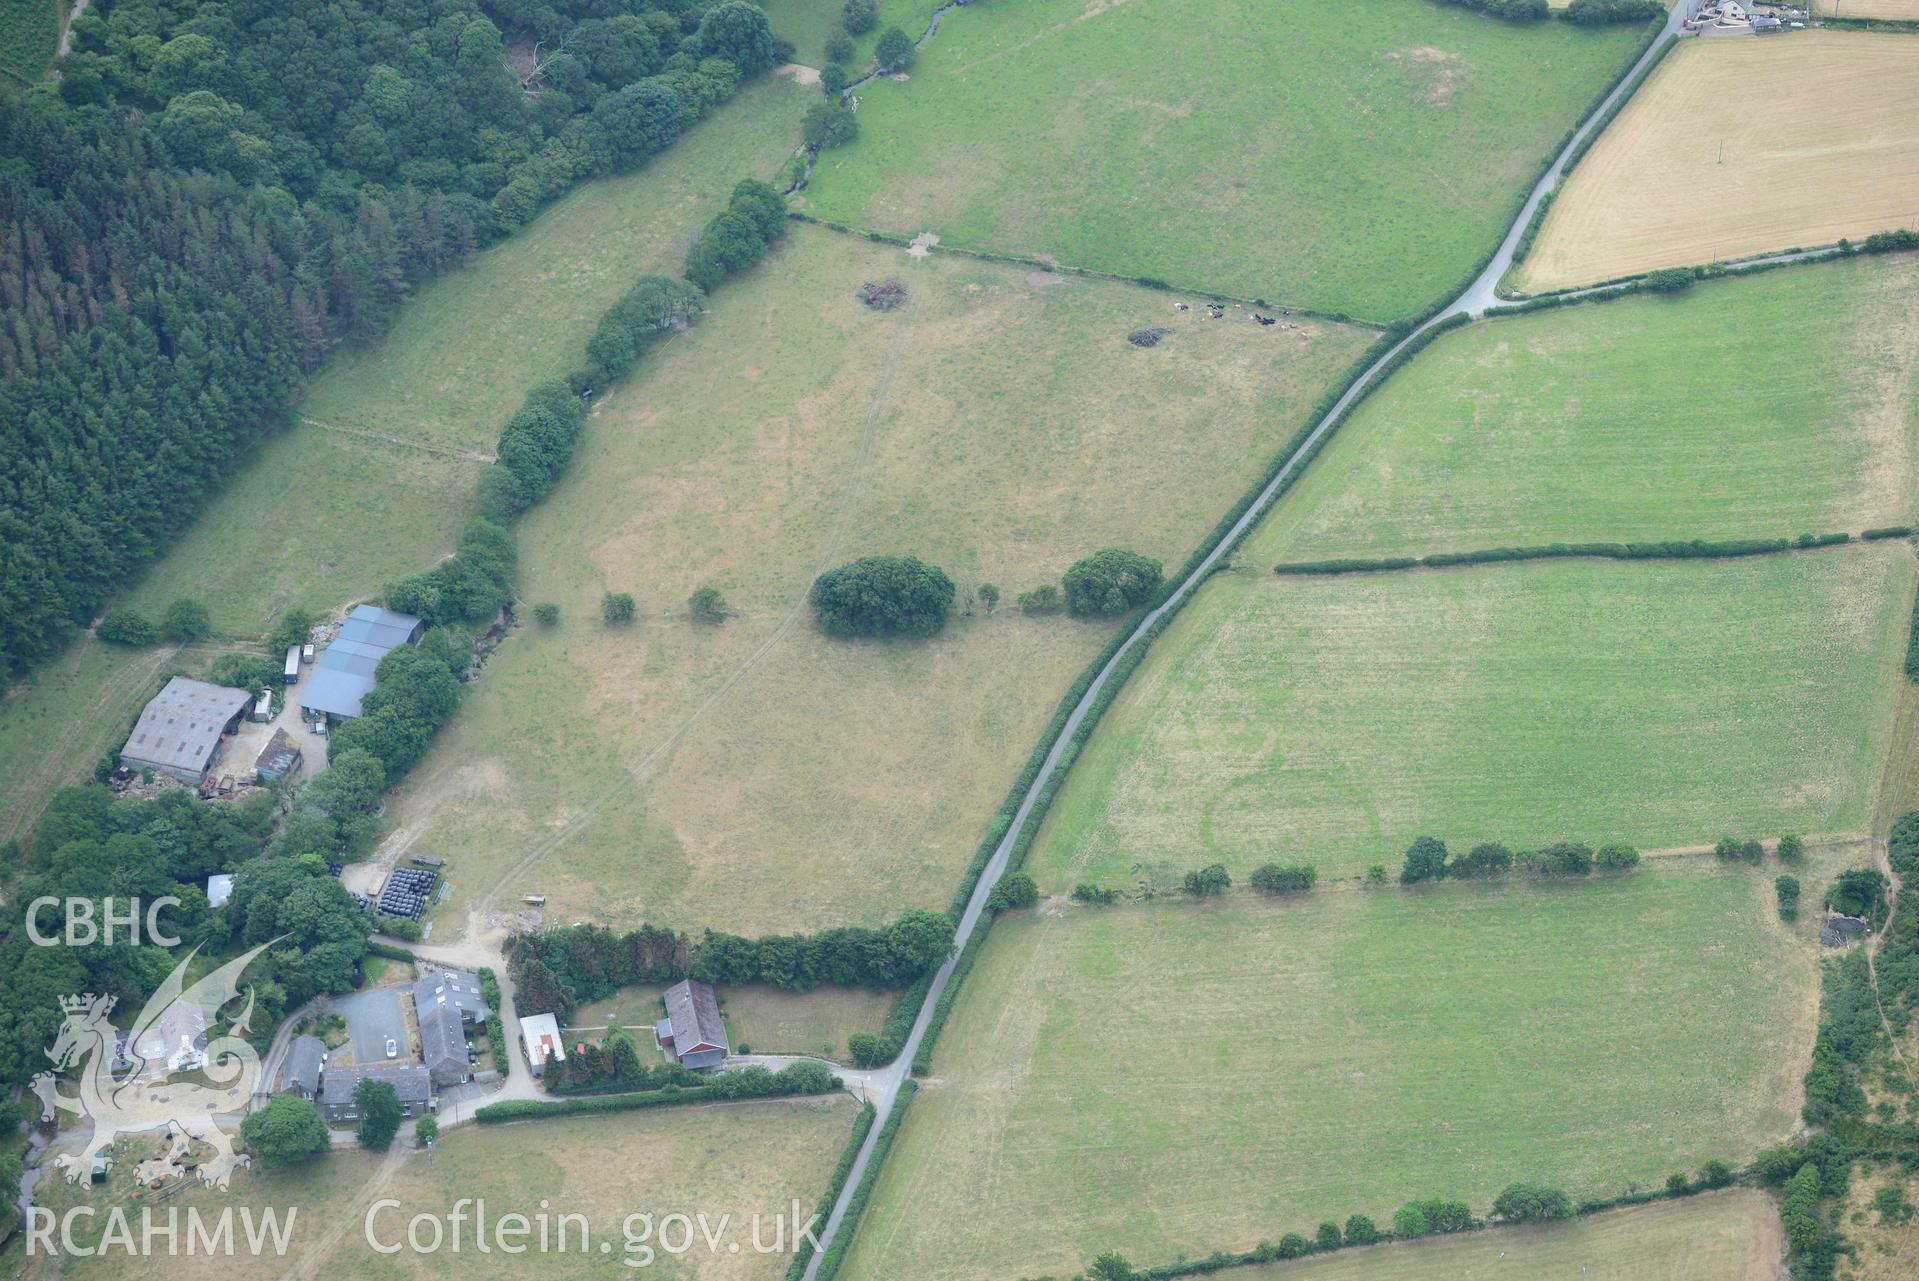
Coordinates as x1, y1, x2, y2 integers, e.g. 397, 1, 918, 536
504, 912, 957, 1022
1432, 0, 1662, 21
1398, 835, 1639, 884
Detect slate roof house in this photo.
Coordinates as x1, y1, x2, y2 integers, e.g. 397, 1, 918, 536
299, 605, 425, 723
320, 1063, 431, 1122
657, 979, 729, 1070
279, 1035, 327, 1100
119, 678, 252, 783
417, 1003, 472, 1089
519, 1012, 566, 1078
413, 968, 487, 1026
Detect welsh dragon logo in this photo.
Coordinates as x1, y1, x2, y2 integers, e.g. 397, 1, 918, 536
32, 943, 274, 1189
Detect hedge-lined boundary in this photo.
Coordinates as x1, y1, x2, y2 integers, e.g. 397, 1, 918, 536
1092, 1174, 1740, 1281
1821, 15, 1919, 32
473, 1067, 841, 1124
812, 1080, 917, 1281
784, 211, 1381, 330
366, 941, 417, 963
1905, 575, 1919, 682
1499, 33, 1678, 289
785, 1102, 878, 1281
1273, 532, 1863, 577
913, 318, 1475, 1074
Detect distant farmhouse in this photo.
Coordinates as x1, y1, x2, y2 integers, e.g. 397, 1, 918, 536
320, 1063, 432, 1123
657, 979, 729, 1070
299, 605, 425, 724
119, 677, 253, 784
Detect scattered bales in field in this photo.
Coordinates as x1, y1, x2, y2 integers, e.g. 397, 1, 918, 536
1128, 326, 1172, 348
857, 278, 907, 309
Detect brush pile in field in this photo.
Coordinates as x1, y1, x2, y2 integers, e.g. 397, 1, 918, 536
857, 279, 908, 310
1128, 326, 1173, 348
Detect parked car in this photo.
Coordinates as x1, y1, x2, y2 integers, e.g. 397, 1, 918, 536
385, 1038, 398, 1059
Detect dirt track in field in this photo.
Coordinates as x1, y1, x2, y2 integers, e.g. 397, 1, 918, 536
1516, 32, 1919, 291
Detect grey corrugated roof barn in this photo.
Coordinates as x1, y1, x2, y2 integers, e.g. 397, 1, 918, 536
299, 605, 424, 722
120, 677, 253, 783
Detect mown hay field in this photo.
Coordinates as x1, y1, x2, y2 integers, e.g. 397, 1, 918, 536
390, 221, 1373, 938
801, 0, 1647, 324
1029, 547, 1914, 892
840, 871, 1814, 1281
48, 1099, 859, 1281
1228, 1190, 1784, 1281
1514, 32, 1919, 291
1246, 257, 1919, 564
116, 75, 813, 637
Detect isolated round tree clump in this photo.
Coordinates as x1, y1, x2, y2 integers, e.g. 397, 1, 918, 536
1061, 548, 1162, 617
810, 555, 955, 637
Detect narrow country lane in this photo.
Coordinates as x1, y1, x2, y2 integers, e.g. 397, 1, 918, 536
797, 6, 1698, 1278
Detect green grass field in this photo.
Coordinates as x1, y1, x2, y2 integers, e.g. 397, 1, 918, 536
47, 1099, 859, 1281
839, 869, 1814, 1281
0, 0, 58, 87
1227, 1191, 1784, 1281
800, 0, 1646, 323
1030, 546, 1915, 892
114, 74, 812, 638
385, 221, 1371, 940
1247, 257, 1919, 564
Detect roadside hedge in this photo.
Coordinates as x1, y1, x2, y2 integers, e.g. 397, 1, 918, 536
785, 1102, 878, 1281
365, 941, 417, 963
812, 1080, 916, 1281
1275, 533, 1854, 577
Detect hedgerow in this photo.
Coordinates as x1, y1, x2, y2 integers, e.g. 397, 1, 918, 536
1275, 534, 1854, 577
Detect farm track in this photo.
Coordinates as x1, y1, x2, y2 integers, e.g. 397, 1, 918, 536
797, 7, 1706, 1277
